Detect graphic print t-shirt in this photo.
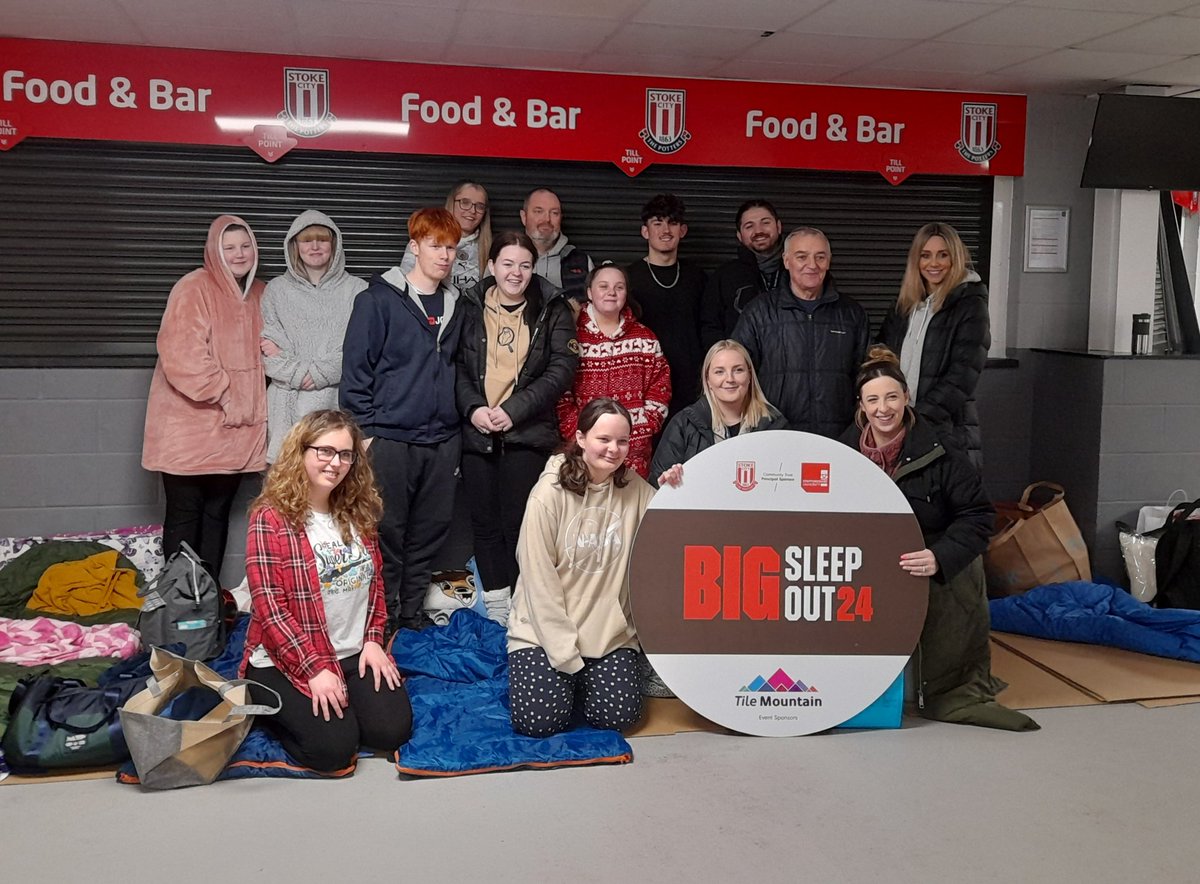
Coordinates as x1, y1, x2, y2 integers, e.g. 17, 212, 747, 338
248, 511, 373, 668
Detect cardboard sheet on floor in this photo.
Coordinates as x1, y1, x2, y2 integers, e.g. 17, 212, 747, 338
992, 631, 1200, 702
990, 639, 1101, 709
1137, 696, 1200, 708
1, 766, 117, 786
625, 697, 729, 738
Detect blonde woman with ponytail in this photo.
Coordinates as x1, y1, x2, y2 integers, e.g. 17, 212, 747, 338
840, 347, 1036, 733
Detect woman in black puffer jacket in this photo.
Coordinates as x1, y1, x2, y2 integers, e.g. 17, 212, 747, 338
456, 231, 579, 625
648, 339, 786, 487
841, 346, 1036, 731
877, 223, 990, 468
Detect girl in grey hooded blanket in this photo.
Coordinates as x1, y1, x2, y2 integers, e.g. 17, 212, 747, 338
260, 210, 368, 462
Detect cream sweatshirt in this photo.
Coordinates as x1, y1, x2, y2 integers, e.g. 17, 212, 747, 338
508, 453, 655, 673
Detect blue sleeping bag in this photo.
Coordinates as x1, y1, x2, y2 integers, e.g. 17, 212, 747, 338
391, 611, 633, 777
990, 581, 1200, 663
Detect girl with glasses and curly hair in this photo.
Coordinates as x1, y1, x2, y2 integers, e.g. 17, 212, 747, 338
240, 409, 413, 773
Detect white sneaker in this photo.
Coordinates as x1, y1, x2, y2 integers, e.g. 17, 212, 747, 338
483, 587, 511, 627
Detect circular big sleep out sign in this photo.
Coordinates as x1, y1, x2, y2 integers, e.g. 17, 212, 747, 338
630, 430, 927, 736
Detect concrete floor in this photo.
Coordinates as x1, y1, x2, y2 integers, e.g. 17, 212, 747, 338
5, 702, 1198, 883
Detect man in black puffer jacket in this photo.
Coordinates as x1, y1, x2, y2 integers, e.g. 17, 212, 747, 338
732, 227, 869, 437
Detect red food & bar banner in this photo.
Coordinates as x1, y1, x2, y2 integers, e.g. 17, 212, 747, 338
0, 38, 1026, 183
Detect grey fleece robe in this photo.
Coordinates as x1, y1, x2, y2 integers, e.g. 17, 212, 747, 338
260, 209, 368, 462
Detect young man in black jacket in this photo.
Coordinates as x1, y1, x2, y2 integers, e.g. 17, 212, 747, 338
340, 207, 464, 634
626, 193, 707, 417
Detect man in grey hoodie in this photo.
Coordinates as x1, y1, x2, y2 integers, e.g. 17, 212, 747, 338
521, 187, 593, 305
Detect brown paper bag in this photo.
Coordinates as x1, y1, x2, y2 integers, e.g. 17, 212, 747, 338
984, 481, 1092, 597
119, 646, 280, 789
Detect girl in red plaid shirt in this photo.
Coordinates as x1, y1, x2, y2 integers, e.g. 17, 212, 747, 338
240, 409, 412, 773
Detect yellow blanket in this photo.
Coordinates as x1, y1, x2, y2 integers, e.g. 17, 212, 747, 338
27, 550, 141, 616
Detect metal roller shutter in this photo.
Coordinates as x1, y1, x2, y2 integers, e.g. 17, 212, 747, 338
0, 139, 992, 367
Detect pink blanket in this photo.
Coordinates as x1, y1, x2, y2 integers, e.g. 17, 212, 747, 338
0, 616, 140, 665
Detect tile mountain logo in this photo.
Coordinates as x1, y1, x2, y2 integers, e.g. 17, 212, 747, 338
736, 668, 823, 708
740, 668, 819, 694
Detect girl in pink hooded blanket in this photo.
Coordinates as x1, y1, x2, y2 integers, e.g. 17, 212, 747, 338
142, 214, 267, 582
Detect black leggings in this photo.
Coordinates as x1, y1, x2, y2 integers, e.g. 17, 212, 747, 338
461, 446, 547, 592
508, 647, 643, 737
161, 472, 242, 583
249, 652, 413, 773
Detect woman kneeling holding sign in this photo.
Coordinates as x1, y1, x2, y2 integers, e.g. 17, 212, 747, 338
508, 398, 677, 737
841, 347, 1036, 731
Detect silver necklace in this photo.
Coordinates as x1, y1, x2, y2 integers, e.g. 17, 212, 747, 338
644, 257, 680, 290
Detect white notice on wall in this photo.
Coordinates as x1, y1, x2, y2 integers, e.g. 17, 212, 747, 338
1025, 207, 1070, 272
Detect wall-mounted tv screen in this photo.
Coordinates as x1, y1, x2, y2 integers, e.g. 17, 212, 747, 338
1080, 93, 1200, 190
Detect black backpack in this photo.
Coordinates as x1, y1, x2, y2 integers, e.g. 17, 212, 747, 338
137, 542, 225, 660
1155, 499, 1200, 610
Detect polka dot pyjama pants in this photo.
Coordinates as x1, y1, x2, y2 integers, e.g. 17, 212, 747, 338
508, 646, 644, 737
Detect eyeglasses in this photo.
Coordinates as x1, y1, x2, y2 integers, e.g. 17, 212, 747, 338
306, 445, 356, 465
454, 197, 488, 215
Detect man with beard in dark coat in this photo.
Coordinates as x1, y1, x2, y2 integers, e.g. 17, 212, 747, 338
699, 199, 784, 349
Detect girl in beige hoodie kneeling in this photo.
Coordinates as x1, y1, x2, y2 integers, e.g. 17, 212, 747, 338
507, 397, 663, 737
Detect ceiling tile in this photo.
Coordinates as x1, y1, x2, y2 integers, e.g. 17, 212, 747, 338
579, 52, 726, 78
0, 14, 146, 44
11, 0, 126, 15
833, 67, 976, 90
740, 32, 919, 67
783, 0, 1003, 40
884, 42, 1053, 73
117, 0, 293, 30
289, 1, 459, 41
297, 37, 449, 63
442, 46, 588, 71
1175, 3, 1200, 16
1120, 55, 1200, 86
1020, 0, 1193, 12
453, 12, 615, 52
970, 70, 1105, 93
937, 5, 1152, 47
631, 0, 826, 31
464, 0, 639, 16
124, 27, 301, 55
707, 59, 854, 82
602, 22, 764, 57
997, 47, 1184, 78
1076, 15, 1200, 54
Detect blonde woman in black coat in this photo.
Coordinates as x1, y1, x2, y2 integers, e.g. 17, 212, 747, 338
877, 223, 990, 467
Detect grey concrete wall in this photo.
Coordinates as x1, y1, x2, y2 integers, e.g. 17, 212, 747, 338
1027, 351, 1105, 560
0, 367, 255, 585
1007, 94, 1097, 351
1095, 357, 1200, 583
0, 367, 469, 586
975, 360, 1034, 503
